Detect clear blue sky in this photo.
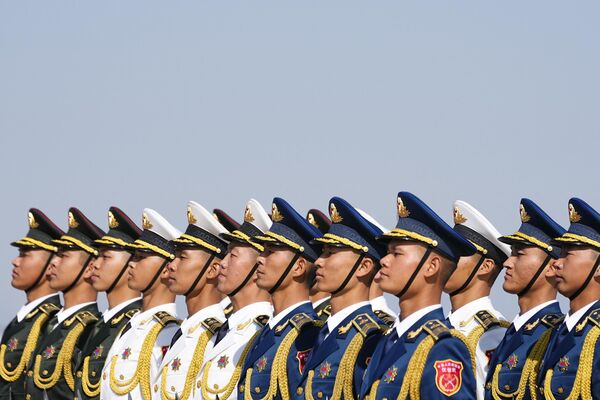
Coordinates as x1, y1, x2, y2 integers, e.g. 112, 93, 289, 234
1, 2, 599, 320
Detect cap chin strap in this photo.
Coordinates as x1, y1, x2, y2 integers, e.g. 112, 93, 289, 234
268, 254, 301, 295
142, 258, 170, 294
25, 252, 54, 293
396, 248, 433, 298
63, 254, 94, 294
106, 253, 134, 294
449, 254, 486, 297
228, 262, 260, 297
184, 254, 217, 297
517, 254, 552, 297
568, 253, 600, 301
331, 254, 366, 296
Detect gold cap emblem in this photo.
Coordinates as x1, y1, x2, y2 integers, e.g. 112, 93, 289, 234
142, 213, 153, 229
108, 211, 119, 228
187, 207, 198, 224
307, 213, 318, 228
568, 203, 582, 223
520, 204, 531, 223
271, 203, 283, 222
329, 203, 343, 223
28, 212, 39, 229
397, 197, 410, 218
68, 211, 79, 228
244, 206, 255, 223
453, 207, 467, 224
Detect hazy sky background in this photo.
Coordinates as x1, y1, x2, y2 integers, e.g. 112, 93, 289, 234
1, 2, 599, 321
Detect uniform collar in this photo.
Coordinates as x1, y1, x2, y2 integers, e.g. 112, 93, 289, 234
228, 301, 272, 330
131, 302, 177, 327
56, 301, 96, 326
102, 297, 141, 323
565, 300, 597, 332
312, 296, 330, 309
447, 296, 496, 328
269, 300, 310, 329
395, 304, 442, 338
17, 293, 58, 322
513, 300, 557, 331
219, 297, 231, 310
181, 303, 226, 333
326, 300, 370, 333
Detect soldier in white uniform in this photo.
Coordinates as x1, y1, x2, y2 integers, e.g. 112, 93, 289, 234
152, 201, 230, 400
100, 209, 181, 400
194, 199, 273, 400
444, 200, 512, 400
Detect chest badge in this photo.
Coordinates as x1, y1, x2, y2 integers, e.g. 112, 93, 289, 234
217, 355, 229, 369
383, 366, 398, 384
434, 359, 464, 396
296, 350, 311, 374
7, 337, 18, 351
256, 356, 268, 373
42, 345, 56, 359
121, 347, 132, 360
318, 361, 332, 378
92, 345, 104, 360
558, 356, 570, 373
171, 357, 182, 372
506, 354, 518, 370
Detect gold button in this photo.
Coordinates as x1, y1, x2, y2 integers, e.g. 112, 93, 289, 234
297, 387, 304, 395
26, 395, 31, 400
255, 387, 261, 393
383, 398, 389, 400
7, 362, 12, 368
214, 384, 219, 390
558, 387, 564, 394
171, 386, 176, 392
239, 385, 245, 392
77, 371, 82, 378
197, 381, 201, 389
504, 384, 511, 391
317, 391, 323, 398
120, 374, 124, 380
486, 382, 491, 389
74, 397, 78, 400
154, 384, 158, 392
103, 372, 106, 380
28, 371, 33, 377
43, 370, 48, 375
91, 371, 96, 377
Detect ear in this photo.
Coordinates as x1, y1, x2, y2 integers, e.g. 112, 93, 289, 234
161, 262, 171, 277
477, 258, 496, 277
355, 256, 375, 278
83, 257, 96, 279
206, 259, 221, 280
291, 256, 308, 278
423, 253, 441, 278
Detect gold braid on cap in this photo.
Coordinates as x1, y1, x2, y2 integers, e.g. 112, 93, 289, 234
314, 233, 368, 253
553, 233, 600, 249
53, 235, 98, 255
381, 229, 438, 247
501, 232, 552, 252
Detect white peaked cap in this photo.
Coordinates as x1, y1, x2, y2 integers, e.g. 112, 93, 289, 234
187, 201, 229, 238
244, 198, 272, 233
357, 208, 388, 233
452, 200, 511, 258
142, 208, 181, 241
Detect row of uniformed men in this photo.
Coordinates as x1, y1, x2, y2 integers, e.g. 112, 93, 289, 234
1, 193, 599, 400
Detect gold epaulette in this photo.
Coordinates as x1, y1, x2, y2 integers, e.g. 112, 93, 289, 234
153, 311, 179, 327
374, 309, 396, 328
253, 315, 270, 327
474, 310, 504, 331
75, 311, 99, 326
351, 313, 382, 338
201, 317, 223, 334
111, 308, 140, 326
575, 308, 600, 332
290, 312, 316, 331
223, 304, 234, 318
38, 303, 60, 316
421, 319, 452, 341
541, 313, 564, 329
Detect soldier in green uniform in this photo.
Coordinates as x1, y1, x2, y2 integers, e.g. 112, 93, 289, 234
1, 209, 64, 400
72, 207, 143, 400
24, 208, 103, 400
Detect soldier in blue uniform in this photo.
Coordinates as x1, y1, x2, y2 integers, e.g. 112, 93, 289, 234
483, 199, 565, 400
536, 198, 600, 399
305, 209, 332, 321
360, 191, 478, 400
237, 197, 323, 399
1, 209, 64, 400
24, 208, 104, 400
295, 197, 387, 400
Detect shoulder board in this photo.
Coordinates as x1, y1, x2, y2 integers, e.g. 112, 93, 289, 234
223, 304, 234, 317
374, 309, 396, 328
73, 310, 99, 327
201, 317, 224, 334
38, 302, 60, 316
290, 312, 316, 331
474, 310, 503, 331
111, 308, 140, 326
318, 304, 332, 317
588, 308, 600, 328
540, 313, 565, 329
153, 311, 180, 327
422, 319, 452, 341
253, 315, 270, 328
351, 313, 383, 338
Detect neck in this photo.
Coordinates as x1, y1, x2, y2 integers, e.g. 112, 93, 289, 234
63, 284, 97, 309
449, 285, 490, 312
271, 283, 309, 315
26, 283, 57, 304
309, 290, 330, 303
517, 285, 555, 314
569, 288, 600, 314
399, 287, 441, 320
230, 284, 270, 311
142, 284, 176, 311
330, 284, 370, 315
186, 282, 222, 315
106, 285, 140, 310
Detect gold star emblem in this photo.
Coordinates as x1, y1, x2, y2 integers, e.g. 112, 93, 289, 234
28, 212, 39, 229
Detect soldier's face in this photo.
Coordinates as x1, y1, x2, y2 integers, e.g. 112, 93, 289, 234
11, 248, 53, 290
47, 249, 91, 291
167, 248, 216, 295
443, 253, 481, 293
127, 251, 168, 291
217, 244, 259, 295
314, 245, 362, 294
502, 245, 551, 294
91, 249, 132, 292
256, 244, 297, 291
376, 241, 428, 296
553, 246, 600, 297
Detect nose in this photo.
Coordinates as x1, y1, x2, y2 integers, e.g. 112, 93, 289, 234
503, 256, 515, 270
380, 253, 392, 268
169, 258, 180, 272
11, 256, 19, 268
220, 254, 230, 270
552, 257, 564, 270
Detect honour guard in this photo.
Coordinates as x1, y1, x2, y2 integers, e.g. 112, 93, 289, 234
73, 207, 143, 400
100, 209, 181, 400
361, 192, 477, 400
444, 201, 511, 400
24, 208, 103, 400
194, 199, 273, 400
212, 208, 241, 319
483, 199, 565, 400
537, 198, 600, 399
306, 209, 332, 321
1, 209, 63, 400
238, 198, 323, 399
296, 197, 387, 400
153, 201, 230, 400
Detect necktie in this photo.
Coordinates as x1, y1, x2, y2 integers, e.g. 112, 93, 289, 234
316, 325, 330, 347
170, 328, 183, 348
214, 321, 229, 345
